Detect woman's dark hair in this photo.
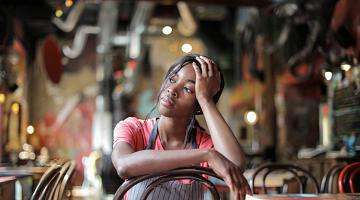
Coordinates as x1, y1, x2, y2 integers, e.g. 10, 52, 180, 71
145, 53, 225, 148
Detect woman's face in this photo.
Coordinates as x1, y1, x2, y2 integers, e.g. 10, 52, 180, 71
158, 63, 197, 118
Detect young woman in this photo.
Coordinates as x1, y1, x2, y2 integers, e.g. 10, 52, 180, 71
112, 54, 250, 199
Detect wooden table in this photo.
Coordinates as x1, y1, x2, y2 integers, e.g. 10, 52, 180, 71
0, 166, 48, 178
246, 193, 360, 200
0, 166, 48, 199
0, 176, 16, 199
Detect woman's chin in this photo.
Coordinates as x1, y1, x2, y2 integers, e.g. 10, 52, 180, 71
158, 106, 193, 119
158, 106, 176, 117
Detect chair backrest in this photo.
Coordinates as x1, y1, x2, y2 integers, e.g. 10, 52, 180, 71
320, 164, 345, 193
31, 160, 76, 200
349, 167, 360, 193
250, 163, 320, 194
113, 166, 248, 200
46, 161, 73, 200
31, 163, 61, 200
39, 170, 62, 200
338, 162, 360, 193
56, 160, 76, 199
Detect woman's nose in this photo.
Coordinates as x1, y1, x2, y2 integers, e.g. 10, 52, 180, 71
167, 86, 178, 98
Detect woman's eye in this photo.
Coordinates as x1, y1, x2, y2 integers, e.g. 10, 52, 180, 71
184, 87, 192, 93
169, 77, 176, 83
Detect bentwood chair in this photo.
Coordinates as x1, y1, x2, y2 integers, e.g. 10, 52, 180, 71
47, 160, 76, 199
250, 163, 320, 194
114, 166, 250, 200
349, 167, 360, 193
320, 164, 345, 193
31, 160, 76, 200
31, 163, 62, 200
56, 160, 76, 199
338, 162, 360, 193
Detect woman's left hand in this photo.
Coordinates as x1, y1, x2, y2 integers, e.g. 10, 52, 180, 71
192, 56, 221, 103
207, 150, 252, 200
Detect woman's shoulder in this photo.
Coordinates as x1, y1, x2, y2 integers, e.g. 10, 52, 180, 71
115, 116, 155, 131
113, 117, 156, 150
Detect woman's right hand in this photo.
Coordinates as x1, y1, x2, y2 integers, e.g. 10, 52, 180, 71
207, 149, 252, 200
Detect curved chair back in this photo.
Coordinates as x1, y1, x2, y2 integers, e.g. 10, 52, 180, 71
31, 160, 76, 200
320, 164, 345, 193
39, 170, 62, 200
338, 162, 360, 193
349, 167, 360, 193
31, 163, 61, 200
56, 160, 76, 199
250, 163, 319, 194
46, 161, 74, 200
114, 166, 249, 200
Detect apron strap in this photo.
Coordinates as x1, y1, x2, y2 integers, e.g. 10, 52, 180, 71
146, 118, 159, 150
190, 127, 198, 149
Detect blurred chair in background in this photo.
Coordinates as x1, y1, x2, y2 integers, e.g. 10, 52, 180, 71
320, 164, 345, 193
338, 162, 360, 193
31, 160, 76, 200
250, 163, 319, 194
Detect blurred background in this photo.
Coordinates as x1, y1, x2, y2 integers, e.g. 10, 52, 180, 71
0, 0, 359, 199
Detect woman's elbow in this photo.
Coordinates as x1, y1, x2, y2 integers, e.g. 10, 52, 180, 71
115, 164, 130, 179
111, 153, 130, 179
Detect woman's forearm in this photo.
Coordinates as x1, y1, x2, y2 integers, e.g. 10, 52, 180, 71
112, 147, 210, 179
199, 99, 246, 168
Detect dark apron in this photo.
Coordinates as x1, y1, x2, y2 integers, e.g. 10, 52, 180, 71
126, 119, 204, 200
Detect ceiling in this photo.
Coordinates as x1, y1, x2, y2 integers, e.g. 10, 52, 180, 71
0, 0, 272, 59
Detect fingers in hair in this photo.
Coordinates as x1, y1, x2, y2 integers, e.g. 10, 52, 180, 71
196, 56, 208, 77
192, 62, 201, 77
200, 56, 214, 77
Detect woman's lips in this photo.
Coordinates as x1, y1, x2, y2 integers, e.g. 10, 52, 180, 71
160, 96, 175, 108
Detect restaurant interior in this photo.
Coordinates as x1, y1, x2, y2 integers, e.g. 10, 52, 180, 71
0, 0, 359, 199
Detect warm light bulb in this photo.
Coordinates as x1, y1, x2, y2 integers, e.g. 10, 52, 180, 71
65, 0, 73, 7
245, 111, 258, 125
55, 9, 63, 17
27, 125, 35, 135
11, 103, 20, 114
181, 43, 192, 53
162, 26, 172, 35
324, 71, 332, 81
341, 63, 351, 71
0, 94, 5, 104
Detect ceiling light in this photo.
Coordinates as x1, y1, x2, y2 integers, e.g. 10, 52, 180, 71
181, 43, 192, 53
162, 26, 172, 35
55, 9, 63, 17
26, 125, 35, 135
341, 63, 351, 71
65, 0, 73, 7
244, 111, 258, 125
324, 71, 332, 81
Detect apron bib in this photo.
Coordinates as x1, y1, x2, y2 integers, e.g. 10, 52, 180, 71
126, 119, 204, 200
